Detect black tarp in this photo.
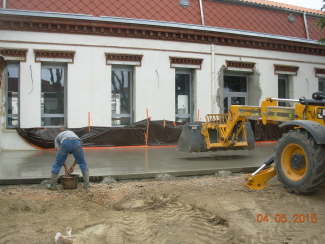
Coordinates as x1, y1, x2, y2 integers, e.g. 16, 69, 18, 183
147, 120, 184, 146
16, 119, 290, 150
250, 120, 291, 141
16, 119, 148, 149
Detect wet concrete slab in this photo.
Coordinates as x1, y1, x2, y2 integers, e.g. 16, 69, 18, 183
0, 142, 276, 184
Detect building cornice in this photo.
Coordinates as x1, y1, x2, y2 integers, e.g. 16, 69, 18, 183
226, 60, 256, 72
0, 54, 7, 86
315, 68, 325, 77
34, 49, 75, 63
0, 48, 28, 61
274, 64, 300, 76
170, 57, 204, 69
105, 53, 143, 66
1, 13, 325, 57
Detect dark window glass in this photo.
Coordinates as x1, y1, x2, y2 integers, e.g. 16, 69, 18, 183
41, 66, 66, 126
7, 63, 19, 128
111, 68, 132, 126
278, 76, 288, 107
319, 79, 325, 93
175, 73, 191, 123
224, 76, 247, 93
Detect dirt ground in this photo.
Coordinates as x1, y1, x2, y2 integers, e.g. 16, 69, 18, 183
0, 173, 325, 244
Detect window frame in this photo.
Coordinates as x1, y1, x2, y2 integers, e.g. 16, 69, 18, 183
175, 68, 192, 123
111, 65, 133, 127
6, 61, 20, 129
40, 63, 67, 128
278, 74, 289, 107
319, 78, 325, 94
223, 72, 248, 114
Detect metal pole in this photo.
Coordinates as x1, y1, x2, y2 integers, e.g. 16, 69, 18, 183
303, 12, 310, 40
3, 0, 6, 9
270, 98, 299, 103
199, 0, 205, 26
211, 44, 216, 113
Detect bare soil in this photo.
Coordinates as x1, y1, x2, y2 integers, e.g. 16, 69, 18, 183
0, 174, 325, 244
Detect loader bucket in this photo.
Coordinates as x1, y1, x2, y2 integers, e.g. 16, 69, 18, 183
243, 121, 255, 150
177, 122, 255, 153
177, 122, 207, 153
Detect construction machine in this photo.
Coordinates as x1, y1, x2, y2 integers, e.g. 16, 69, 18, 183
177, 92, 325, 194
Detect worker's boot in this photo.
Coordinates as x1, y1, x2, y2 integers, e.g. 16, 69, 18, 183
82, 169, 90, 189
47, 172, 59, 190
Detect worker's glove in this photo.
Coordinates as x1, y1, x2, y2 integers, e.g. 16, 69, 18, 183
65, 168, 69, 176
69, 166, 75, 174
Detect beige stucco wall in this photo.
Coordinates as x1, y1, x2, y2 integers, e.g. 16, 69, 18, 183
0, 30, 325, 150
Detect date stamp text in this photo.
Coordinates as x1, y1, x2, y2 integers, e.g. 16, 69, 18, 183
257, 214, 317, 223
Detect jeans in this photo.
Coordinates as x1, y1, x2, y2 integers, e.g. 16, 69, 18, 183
52, 139, 88, 174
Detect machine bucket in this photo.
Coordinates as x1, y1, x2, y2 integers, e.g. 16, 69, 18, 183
177, 122, 208, 153
177, 122, 255, 153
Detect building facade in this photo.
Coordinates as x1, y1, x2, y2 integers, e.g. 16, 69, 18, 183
0, 0, 325, 150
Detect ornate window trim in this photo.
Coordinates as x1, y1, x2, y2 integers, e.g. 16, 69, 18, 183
105, 53, 143, 66
274, 64, 299, 76
34, 49, 75, 63
0, 54, 7, 86
315, 68, 325, 78
226, 60, 255, 72
170, 57, 203, 69
0, 48, 28, 62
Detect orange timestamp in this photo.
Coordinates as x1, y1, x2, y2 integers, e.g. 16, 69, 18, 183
257, 214, 317, 223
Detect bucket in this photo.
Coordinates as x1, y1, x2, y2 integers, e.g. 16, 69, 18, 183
60, 174, 79, 189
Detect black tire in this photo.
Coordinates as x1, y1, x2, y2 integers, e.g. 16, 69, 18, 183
274, 129, 325, 194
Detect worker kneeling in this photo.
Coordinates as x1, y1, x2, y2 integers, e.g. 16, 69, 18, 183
47, 130, 90, 190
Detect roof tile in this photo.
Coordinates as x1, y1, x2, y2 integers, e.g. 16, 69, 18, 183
239, 0, 324, 15
3, 0, 324, 41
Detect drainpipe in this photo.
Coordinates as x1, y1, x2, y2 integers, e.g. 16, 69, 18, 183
199, 0, 205, 26
211, 44, 216, 113
303, 12, 310, 40
3, 0, 6, 9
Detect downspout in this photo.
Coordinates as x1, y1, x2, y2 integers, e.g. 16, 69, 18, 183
3, 0, 6, 9
211, 44, 216, 113
199, 0, 205, 26
303, 12, 310, 40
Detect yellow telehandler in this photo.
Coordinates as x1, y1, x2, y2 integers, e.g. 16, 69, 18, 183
177, 92, 325, 194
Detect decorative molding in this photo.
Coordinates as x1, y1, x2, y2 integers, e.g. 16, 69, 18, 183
0, 54, 7, 86
274, 64, 299, 76
170, 57, 203, 69
226, 60, 255, 72
315, 68, 325, 77
34, 49, 75, 63
1, 14, 325, 57
0, 48, 28, 61
105, 53, 143, 66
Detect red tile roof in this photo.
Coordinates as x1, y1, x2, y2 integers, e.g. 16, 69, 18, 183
239, 0, 324, 15
2, 0, 324, 41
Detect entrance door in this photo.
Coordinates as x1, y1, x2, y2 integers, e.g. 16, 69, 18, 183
224, 74, 248, 114
278, 74, 289, 107
175, 69, 192, 123
111, 66, 133, 126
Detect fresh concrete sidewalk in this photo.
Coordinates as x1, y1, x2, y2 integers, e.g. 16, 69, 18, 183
0, 142, 276, 184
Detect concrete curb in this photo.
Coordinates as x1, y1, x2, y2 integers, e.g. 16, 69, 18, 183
0, 166, 259, 185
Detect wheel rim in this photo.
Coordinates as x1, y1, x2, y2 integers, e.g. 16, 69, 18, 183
281, 143, 308, 181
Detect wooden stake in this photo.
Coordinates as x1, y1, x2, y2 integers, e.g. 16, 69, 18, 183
88, 112, 90, 131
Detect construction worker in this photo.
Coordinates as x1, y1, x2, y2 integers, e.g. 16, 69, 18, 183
47, 130, 90, 189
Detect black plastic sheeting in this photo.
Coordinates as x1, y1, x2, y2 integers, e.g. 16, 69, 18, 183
249, 120, 290, 141
16, 119, 289, 150
147, 120, 184, 146
16, 119, 148, 149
